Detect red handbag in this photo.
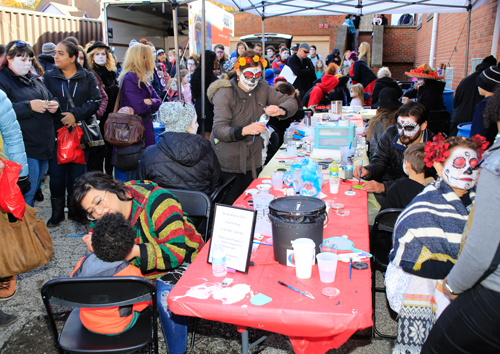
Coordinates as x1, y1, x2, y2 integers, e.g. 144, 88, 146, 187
57, 126, 86, 165
0, 158, 26, 220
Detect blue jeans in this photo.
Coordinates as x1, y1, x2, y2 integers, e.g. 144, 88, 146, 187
48, 143, 86, 199
156, 278, 188, 354
23, 158, 48, 207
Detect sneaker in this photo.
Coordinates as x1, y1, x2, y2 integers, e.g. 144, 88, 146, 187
0, 310, 18, 327
0, 276, 17, 301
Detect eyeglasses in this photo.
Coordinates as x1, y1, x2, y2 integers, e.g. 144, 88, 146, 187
86, 191, 107, 221
243, 71, 263, 80
9, 41, 27, 52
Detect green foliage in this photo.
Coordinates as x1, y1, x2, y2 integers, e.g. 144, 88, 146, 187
0, 0, 41, 10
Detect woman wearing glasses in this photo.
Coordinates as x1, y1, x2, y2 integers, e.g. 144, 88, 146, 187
209, 50, 297, 204
0, 40, 59, 207
72, 171, 204, 354
43, 40, 102, 226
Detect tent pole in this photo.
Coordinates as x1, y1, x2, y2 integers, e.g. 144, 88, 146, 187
491, 1, 500, 56
172, 1, 182, 101
261, 17, 265, 56
429, 13, 438, 67
465, 0, 471, 77
201, 0, 206, 136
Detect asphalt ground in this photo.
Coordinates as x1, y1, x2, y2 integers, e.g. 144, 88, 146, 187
0, 177, 395, 354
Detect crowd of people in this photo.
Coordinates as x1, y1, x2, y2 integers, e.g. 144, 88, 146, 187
0, 32, 499, 354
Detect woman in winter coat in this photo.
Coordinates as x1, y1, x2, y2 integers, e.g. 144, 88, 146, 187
86, 41, 119, 176
0, 40, 59, 207
43, 40, 102, 226
191, 50, 219, 140
349, 43, 377, 106
210, 50, 298, 204
371, 66, 403, 107
138, 105, 221, 195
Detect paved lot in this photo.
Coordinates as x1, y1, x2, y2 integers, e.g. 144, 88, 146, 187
0, 178, 396, 354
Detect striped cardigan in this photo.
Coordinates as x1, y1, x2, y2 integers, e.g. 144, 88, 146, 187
123, 181, 204, 280
389, 179, 475, 278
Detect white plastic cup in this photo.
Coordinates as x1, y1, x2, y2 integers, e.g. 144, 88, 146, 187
253, 193, 274, 220
316, 252, 338, 283
292, 238, 316, 279
329, 176, 340, 194
271, 172, 284, 190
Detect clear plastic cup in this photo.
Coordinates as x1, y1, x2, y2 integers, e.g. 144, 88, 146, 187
316, 252, 338, 283
271, 172, 284, 190
253, 193, 274, 220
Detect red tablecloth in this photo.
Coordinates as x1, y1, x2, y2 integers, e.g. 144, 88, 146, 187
167, 179, 372, 354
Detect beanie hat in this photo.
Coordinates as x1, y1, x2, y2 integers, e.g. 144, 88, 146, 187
476, 66, 500, 93
159, 101, 196, 133
265, 68, 274, 80
42, 42, 56, 55
482, 55, 497, 67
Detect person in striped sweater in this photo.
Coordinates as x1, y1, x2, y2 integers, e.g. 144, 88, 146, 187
72, 172, 204, 354
385, 133, 488, 354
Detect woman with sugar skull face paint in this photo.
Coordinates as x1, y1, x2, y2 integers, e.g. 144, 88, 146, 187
209, 50, 298, 204
385, 133, 487, 354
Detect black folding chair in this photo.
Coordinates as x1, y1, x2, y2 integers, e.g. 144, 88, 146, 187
41, 276, 158, 354
210, 176, 236, 205
369, 208, 404, 339
168, 189, 211, 242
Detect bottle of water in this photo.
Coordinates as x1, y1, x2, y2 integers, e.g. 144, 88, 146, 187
211, 240, 227, 277
258, 113, 270, 125
345, 157, 354, 180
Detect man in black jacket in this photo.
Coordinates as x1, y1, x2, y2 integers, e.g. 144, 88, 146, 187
354, 102, 434, 196
287, 43, 316, 100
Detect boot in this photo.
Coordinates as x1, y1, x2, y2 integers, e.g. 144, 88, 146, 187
34, 188, 44, 202
47, 197, 65, 227
0, 310, 17, 327
67, 195, 76, 221
0, 276, 16, 301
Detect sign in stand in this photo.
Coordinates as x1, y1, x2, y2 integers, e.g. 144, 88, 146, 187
207, 204, 257, 274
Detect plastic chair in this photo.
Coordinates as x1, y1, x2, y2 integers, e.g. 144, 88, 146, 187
41, 276, 158, 354
427, 110, 451, 136
369, 208, 404, 339
168, 189, 211, 242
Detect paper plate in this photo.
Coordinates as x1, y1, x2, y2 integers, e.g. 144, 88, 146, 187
245, 189, 258, 195
261, 179, 273, 184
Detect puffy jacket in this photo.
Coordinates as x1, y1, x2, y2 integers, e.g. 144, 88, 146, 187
350, 59, 377, 88
71, 253, 150, 335
209, 78, 298, 175
137, 132, 222, 195
43, 65, 102, 132
365, 124, 434, 192
37, 54, 55, 72
308, 74, 339, 107
0, 90, 28, 176
371, 77, 403, 106
0, 68, 56, 161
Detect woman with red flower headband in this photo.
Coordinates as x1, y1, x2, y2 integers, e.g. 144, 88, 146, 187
208, 50, 297, 204
385, 133, 486, 354
422, 87, 500, 354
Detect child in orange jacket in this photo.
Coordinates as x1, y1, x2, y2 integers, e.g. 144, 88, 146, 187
71, 213, 150, 335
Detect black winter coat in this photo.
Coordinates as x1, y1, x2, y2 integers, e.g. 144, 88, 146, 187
137, 132, 222, 195
287, 54, 316, 99
43, 65, 101, 132
364, 124, 434, 192
351, 59, 377, 88
403, 80, 446, 111
0, 68, 57, 160
371, 77, 403, 106
37, 54, 56, 72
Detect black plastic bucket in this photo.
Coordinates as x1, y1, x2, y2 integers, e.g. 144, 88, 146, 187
269, 196, 326, 265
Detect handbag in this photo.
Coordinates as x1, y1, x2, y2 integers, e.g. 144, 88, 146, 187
62, 83, 105, 152
104, 88, 145, 147
56, 126, 86, 165
112, 143, 145, 171
0, 205, 54, 278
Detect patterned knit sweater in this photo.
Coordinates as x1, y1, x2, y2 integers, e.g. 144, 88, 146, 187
89, 181, 204, 280
389, 179, 475, 279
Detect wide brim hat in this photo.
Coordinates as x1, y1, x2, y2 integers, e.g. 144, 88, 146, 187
371, 87, 403, 109
405, 63, 444, 80
87, 41, 110, 53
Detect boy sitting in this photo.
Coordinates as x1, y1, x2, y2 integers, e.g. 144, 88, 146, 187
381, 142, 427, 210
71, 213, 149, 335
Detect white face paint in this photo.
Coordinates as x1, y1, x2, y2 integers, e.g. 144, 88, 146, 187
397, 116, 420, 139
170, 80, 178, 91
93, 49, 107, 65
11, 56, 32, 76
310, 48, 316, 56
169, 55, 175, 63
239, 67, 262, 91
442, 147, 479, 190
267, 49, 274, 57
281, 51, 289, 60
187, 60, 196, 71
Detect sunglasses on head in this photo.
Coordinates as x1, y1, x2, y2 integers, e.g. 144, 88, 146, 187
9, 41, 27, 52
243, 71, 262, 80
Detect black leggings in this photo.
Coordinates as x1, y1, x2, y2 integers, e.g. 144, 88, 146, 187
421, 284, 500, 354
221, 168, 262, 206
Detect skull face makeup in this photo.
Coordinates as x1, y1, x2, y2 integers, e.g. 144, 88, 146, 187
397, 116, 420, 145
239, 67, 262, 91
187, 60, 196, 72
442, 147, 479, 190
10, 56, 32, 76
266, 49, 274, 57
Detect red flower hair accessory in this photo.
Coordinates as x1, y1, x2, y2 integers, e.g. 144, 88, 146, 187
423, 133, 450, 168
470, 134, 489, 160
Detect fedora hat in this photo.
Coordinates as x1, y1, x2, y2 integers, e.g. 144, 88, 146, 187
371, 87, 403, 109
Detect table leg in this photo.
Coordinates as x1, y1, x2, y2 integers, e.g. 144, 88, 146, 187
241, 329, 249, 354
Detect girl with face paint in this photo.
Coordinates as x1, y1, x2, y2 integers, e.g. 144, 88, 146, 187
210, 49, 298, 204
0, 40, 60, 207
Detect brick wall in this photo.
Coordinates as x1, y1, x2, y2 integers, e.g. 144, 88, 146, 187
415, 0, 500, 90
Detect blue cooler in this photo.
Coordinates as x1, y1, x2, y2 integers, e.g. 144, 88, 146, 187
153, 121, 165, 143
457, 122, 472, 138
